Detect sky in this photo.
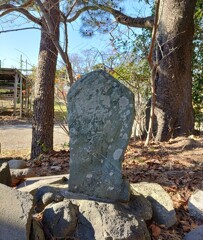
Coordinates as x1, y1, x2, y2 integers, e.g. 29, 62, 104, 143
0, 24, 109, 70
0, 1, 151, 70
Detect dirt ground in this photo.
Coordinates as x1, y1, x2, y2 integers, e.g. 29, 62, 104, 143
1, 115, 203, 239
0, 115, 69, 152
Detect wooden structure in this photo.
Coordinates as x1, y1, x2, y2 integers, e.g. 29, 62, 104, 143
0, 68, 30, 117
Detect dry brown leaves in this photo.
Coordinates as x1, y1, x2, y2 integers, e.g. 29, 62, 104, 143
27, 150, 70, 176
123, 138, 203, 239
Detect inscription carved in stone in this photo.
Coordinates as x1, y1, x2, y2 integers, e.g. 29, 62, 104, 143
68, 70, 135, 201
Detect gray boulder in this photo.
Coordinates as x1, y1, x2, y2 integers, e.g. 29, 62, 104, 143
188, 190, 203, 221
184, 225, 203, 240
34, 185, 64, 212
0, 161, 11, 186
30, 220, 45, 240
10, 168, 35, 185
0, 183, 33, 240
129, 189, 152, 221
131, 182, 177, 228
68, 70, 135, 201
8, 159, 27, 169
73, 199, 150, 240
42, 200, 78, 239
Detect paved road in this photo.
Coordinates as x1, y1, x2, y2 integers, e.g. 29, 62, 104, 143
0, 124, 69, 151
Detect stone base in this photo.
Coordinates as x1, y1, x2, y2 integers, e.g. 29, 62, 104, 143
69, 175, 130, 202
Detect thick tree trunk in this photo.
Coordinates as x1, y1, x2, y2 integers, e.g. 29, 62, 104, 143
31, 0, 60, 159
152, 0, 196, 141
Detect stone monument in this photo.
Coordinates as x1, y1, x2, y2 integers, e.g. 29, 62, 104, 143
67, 70, 134, 201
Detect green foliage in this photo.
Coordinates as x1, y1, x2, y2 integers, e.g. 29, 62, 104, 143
0, 89, 9, 93
109, 27, 151, 63
192, 0, 203, 129
111, 60, 150, 100
54, 67, 68, 125
61, 141, 69, 150
37, 141, 49, 153
78, 0, 126, 37
55, 67, 67, 84
108, 25, 151, 98
92, 63, 105, 70
194, 0, 203, 20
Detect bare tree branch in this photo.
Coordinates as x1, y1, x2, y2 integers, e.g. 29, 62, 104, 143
148, 0, 160, 67
63, 21, 68, 55
67, 5, 99, 22
0, 27, 40, 33
145, 0, 160, 146
66, 0, 79, 18
96, 4, 154, 28
66, 3, 154, 28
0, 3, 41, 25
20, 0, 35, 8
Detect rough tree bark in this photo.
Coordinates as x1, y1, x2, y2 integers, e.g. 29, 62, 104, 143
152, 0, 196, 141
31, 0, 60, 159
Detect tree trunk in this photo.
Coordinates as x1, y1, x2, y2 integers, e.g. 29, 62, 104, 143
152, 0, 196, 141
31, 0, 60, 159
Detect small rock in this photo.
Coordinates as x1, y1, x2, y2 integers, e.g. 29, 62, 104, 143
0, 183, 33, 240
188, 190, 203, 221
131, 182, 177, 228
0, 161, 11, 186
8, 159, 27, 169
42, 200, 78, 239
184, 225, 203, 240
10, 168, 35, 186
18, 175, 67, 194
34, 186, 64, 212
50, 166, 61, 171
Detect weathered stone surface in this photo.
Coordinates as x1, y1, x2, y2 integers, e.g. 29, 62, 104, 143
73, 199, 150, 240
0, 183, 33, 240
34, 185, 64, 212
30, 220, 45, 240
42, 200, 78, 239
68, 70, 135, 201
10, 168, 35, 185
129, 187, 152, 221
188, 190, 203, 221
8, 159, 27, 169
0, 161, 11, 186
131, 182, 177, 228
184, 225, 203, 240
17, 174, 68, 191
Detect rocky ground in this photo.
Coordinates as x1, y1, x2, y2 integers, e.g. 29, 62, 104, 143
1, 115, 203, 239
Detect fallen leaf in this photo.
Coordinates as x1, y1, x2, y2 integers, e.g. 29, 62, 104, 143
150, 224, 161, 237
